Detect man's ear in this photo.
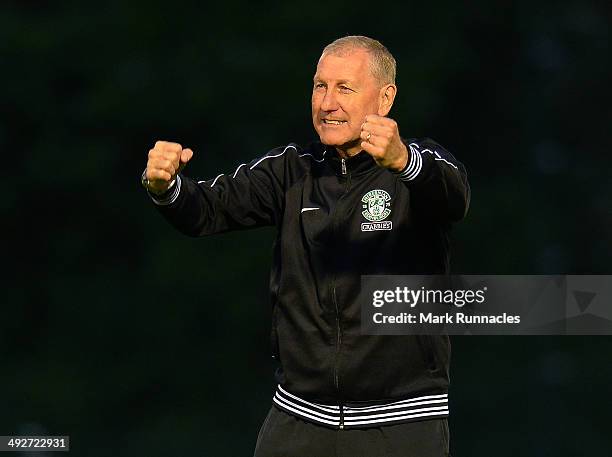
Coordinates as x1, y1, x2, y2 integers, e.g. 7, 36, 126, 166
377, 84, 397, 117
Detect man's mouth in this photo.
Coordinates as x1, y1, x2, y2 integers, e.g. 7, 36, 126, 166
322, 119, 347, 125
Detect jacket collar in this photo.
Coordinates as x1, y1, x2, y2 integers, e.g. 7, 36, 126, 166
324, 145, 378, 177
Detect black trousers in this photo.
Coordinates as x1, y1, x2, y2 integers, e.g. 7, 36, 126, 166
253, 406, 450, 457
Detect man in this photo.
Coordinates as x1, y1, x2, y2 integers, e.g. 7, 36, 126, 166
142, 36, 469, 457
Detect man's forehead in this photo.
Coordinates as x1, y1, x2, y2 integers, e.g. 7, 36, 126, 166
314, 49, 371, 81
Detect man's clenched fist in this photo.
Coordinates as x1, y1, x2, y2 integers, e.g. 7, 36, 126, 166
144, 141, 193, 195
359, 115, 409, 172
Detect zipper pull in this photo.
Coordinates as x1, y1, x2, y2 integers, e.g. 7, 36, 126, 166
341, 158, 347, 175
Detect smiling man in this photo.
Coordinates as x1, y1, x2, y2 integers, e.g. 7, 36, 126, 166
142, 36, 469, 457
312, 43, 407, 172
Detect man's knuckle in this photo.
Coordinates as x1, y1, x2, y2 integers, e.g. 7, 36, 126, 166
168, 142, 182, 152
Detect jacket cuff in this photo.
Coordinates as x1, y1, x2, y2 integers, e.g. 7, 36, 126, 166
393, 143, 422, 182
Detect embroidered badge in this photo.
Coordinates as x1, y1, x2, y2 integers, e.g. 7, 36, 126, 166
361, 189, 392, 231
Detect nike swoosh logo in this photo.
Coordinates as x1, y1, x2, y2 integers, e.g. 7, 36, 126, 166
301, 207, 320, 213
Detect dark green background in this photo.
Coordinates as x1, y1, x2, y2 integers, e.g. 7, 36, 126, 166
3, 1, 611, 455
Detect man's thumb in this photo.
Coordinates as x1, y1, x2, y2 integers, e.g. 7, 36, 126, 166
178, 148, 194, 173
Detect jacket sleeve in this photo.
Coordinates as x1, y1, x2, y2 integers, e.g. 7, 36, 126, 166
394, 138, 470, 222
146, 144, 299, 237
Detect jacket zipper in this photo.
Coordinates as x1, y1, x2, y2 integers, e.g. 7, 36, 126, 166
333, 157, 349, 429
332, 286, 344, 428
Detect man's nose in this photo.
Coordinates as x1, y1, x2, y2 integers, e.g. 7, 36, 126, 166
320, 89, 339, 111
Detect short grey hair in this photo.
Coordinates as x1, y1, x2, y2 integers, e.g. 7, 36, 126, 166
321, 35, 396, 86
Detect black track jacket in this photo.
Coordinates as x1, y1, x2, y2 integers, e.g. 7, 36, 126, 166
147, 138, 470, 429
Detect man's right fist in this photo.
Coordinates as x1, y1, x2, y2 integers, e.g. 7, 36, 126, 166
144, 140, 194, 195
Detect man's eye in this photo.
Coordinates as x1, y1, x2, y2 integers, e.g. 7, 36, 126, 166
314, 83, 326, 89
339, 85, 352, 93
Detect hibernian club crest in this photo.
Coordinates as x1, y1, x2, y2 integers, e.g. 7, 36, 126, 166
361, 189, 392, 222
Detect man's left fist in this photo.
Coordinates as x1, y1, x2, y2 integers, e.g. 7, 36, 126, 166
360, 115, 409, 172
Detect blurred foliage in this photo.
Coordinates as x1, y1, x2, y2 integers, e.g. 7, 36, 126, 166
1, 0, 611, 455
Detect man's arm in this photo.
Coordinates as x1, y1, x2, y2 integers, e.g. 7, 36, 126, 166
142, 140, 297, 237
360, 115, 470, 222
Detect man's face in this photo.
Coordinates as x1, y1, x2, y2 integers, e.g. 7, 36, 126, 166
312, 49, 383, 155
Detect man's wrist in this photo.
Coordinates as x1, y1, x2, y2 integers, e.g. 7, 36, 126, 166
390, 145, 410, 173
393, 143, 423, 182
141, 169, 176, 196
149, 180, 176, 196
